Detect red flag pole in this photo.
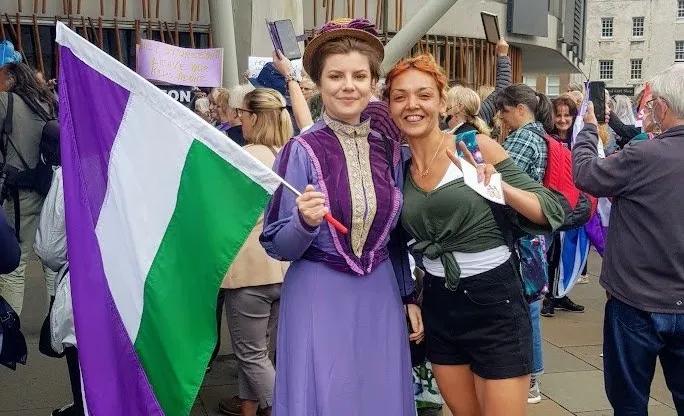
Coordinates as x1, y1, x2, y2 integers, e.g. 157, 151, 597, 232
277, 178, 349, 235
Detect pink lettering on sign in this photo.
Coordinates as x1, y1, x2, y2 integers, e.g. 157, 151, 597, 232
136, 39, 223, 87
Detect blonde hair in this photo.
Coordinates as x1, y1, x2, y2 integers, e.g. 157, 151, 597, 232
446, 86, 492, 135
476, 85, 495, 102
216, 89, 231, 109
243, 88, 293, 147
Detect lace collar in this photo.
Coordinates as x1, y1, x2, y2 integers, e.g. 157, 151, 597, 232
323, 112, 371, 139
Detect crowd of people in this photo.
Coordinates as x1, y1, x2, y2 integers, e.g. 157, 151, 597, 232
0, 16, 683, 416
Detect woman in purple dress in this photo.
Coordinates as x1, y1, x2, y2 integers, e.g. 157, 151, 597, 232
260, 19, 422, 416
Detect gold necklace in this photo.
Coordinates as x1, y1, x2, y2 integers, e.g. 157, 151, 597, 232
419, 133, 447, 177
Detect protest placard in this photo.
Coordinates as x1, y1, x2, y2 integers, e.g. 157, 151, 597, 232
137, 39, 223, 87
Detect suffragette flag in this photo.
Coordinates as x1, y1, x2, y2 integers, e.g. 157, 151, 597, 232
56, 22, 283, 415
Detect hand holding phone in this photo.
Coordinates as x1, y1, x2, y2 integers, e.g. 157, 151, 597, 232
589, 81, 606, 124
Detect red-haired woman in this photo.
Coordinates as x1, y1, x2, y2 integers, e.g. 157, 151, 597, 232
384, 54, 565, 415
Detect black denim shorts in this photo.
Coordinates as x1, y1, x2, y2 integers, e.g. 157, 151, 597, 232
422, 261, 533, 380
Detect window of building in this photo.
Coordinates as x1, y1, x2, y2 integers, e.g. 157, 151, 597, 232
679, 0, 684, 18
599, 60, 614, 80
677, 41, 684, 62
523, 75, 538, 90
601, 17, 614, 38
632, 17, 644, 37
630, 59, 643, 80
546, 75, 561, 97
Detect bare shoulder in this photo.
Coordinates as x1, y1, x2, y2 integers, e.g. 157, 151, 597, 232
475, 134, 509, 165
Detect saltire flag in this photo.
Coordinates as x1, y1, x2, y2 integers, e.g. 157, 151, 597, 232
56, 22, 283, 416
552, 228, 591, 298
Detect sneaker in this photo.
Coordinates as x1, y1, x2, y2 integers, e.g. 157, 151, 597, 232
528, 375, 542, 404
555, 296, 585, 313
51, 404, 84, 416
218, 396, 242, 416
541, 298, 555, 317
577, 275, 589, 284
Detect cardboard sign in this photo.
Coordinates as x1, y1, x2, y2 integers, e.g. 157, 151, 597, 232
248, 56, 303, 80
137, 39, 223, 87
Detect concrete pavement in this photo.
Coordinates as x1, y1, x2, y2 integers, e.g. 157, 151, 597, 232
0, 251, 678, 415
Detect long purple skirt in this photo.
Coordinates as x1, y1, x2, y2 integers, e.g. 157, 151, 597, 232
273, 259, 415, 416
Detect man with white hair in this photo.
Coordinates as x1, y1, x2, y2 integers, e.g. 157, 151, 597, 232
224, 84, 254, 146
572, 64, 684, 415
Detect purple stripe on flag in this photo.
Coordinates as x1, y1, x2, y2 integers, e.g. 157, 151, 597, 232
59, 47, 128, 223
59, 46, 163, 415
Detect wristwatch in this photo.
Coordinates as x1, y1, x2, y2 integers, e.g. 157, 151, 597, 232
284, 72, 297, 83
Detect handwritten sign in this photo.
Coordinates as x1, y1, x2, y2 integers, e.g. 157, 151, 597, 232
137, 39, 223, 88
248, 56, 303, 80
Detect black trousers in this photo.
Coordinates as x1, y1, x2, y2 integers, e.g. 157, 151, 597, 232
65, 347, 85, 415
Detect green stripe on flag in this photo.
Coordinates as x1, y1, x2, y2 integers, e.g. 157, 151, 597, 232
134, 139, 271, 416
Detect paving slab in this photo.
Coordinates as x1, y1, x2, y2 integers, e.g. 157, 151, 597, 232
0, 341, 71, 412
575, 402, 677, 416
541, 370, 611, 413
198, 384, 239, 416
564, 345, 604, 371
527, 395, 575, 416
542, 341, 597, 374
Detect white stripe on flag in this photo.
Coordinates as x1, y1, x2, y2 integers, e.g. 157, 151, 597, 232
96, 95, 194, 342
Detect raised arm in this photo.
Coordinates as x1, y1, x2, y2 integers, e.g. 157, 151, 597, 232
479, 38, 512, 125
272, 50, 314, 131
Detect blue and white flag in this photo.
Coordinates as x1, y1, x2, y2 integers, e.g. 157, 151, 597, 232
553, 228, 591, 298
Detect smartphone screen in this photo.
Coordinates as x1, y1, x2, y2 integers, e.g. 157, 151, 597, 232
274, 20, 302, 60
589, 81, 606, 123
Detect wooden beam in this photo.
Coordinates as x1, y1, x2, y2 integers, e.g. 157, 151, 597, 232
15, 13, 22, 54
174, 21, 179, 46
164, 21, 174, 45
140, 0, 145, 18
189, 21, 195, 47
176, 0, 180, 20
17, 0, 22, 13
81, 15, 88, 41
122, 0, 127, 17
364, 0, 367, 19
98, 16, 104, 48
158, 20, 164, 42
313, 0, 317, 28
146, 19, 152, 39
114, 19, 122, 61
88, 17, 99, 46
33, 0, 38, 14
33, 14, 45, 73
77, 0, 81, 15
135, 19, 141, 45
195, 0, 200, 21
54, 16, 60, 79
375, 0, 381, 32
155, 0, 160, 19
114, 0, 119, 17
42, 0, 47, 14
0, 20, 5, 40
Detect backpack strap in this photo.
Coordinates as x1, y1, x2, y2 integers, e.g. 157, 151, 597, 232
1, 94, 31, 171
487, 200, 523, 281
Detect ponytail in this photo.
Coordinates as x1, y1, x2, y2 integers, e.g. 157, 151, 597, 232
534, 91, 554, 132
469, 114, 492, 136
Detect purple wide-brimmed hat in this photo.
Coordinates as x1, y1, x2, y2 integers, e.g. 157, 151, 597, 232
303, 18, 384, 76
